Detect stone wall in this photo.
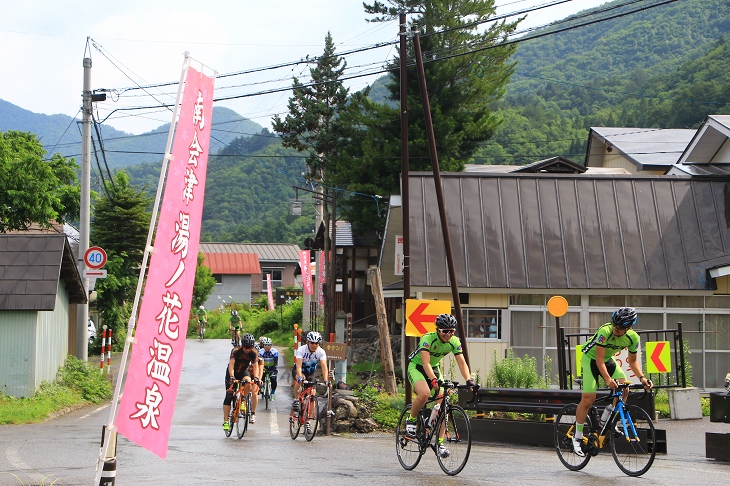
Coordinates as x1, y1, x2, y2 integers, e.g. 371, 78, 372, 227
349, 336, 402, 366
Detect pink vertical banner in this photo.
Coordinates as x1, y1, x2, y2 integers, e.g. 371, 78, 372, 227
299, 250, 312, 295
318, 251, 326, 306
267, 273, 275, 310
116, 66, 214, 459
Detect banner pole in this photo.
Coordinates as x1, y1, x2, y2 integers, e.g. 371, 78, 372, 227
94, 52, 191, 485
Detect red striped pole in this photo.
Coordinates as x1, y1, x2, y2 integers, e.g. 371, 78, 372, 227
106, 328, 112, 374
100, 326, 107, 373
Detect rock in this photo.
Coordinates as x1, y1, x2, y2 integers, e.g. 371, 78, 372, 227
354, 417, 378, 433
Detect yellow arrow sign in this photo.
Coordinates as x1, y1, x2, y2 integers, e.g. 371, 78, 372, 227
646, 341, 672, 374
405, 299, 452, 337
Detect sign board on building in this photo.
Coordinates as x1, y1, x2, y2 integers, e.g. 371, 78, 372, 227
323, 342, 347, 361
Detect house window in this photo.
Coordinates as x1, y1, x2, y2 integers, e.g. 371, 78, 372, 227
465, 309, 501, 339
262, 268, 283, 290
212, 274, 223, 284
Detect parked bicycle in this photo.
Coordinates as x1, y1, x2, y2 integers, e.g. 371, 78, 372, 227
290, 380, 330, 441
395, 380, 478, 476
554, 383, 657, 476
224, 380, 251, 440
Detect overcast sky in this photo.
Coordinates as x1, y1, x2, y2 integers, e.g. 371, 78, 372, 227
0, 0, 607, 135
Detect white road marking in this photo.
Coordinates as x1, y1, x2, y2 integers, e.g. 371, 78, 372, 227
270, 400, 279, 435
5, 446, 43, 484
78, 404, 109, 420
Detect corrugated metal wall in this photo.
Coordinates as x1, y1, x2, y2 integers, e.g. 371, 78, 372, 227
0, 281, 70, 397
0, 311, 36, 397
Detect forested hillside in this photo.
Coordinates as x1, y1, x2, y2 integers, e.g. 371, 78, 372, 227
480, 0, 730, 165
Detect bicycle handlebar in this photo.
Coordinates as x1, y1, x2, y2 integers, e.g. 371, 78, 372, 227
431, 380, 480, 404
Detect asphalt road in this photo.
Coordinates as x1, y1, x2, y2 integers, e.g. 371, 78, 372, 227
1, 339, 729, 485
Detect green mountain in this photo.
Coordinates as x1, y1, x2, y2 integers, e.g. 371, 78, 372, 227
0, 100, 262, 168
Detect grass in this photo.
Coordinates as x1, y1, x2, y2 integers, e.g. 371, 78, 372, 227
0, 356, 112, 425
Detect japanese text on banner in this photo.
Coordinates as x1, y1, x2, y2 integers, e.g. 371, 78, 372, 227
116, 66, 214, 459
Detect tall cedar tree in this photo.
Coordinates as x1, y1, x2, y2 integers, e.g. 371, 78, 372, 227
333, 0, 520, 235
0, 130, 80, 233
272, 32, 351, 336
90, 171, 153, 343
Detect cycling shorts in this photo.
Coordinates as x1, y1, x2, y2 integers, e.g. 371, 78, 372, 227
407, 361, 441, 393
224, 369, 251, 406
581, 353, 625, 393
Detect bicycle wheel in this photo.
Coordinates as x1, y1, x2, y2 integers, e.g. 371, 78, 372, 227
304, 394, 319, 441
225, 395, 237, 438
395, 404, 423, 471
436, 405, 471, 476
554, 403, 592, 471
289, 400, 301, 440
610, 404, 656, 476
236, 393, 248, 439
264, 379, 270, 410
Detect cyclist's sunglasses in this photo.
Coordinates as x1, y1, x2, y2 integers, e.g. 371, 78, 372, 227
439, 328, 456, 335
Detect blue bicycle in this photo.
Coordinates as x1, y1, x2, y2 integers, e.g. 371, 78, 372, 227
555, 383, 657, 477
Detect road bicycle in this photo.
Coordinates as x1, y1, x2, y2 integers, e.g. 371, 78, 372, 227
230, 328, 240, 347
197, 320, 206, 341
395, 381, 478, 476
225, 380, 251, 440
259, 370, 273, 410
290, 380, 330, 441
554, 383, 657, 477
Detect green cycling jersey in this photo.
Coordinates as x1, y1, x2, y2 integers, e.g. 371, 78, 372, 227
408, 331, 463, 368
582, 323, 640, 361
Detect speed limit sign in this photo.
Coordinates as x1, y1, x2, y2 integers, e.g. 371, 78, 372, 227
84, 246, 107, 269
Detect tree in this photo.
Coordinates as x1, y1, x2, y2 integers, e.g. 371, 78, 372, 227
192, 252, 216, 310
91, 171, 153, 343
272, 31, 353, 336
0, 130, 80, 233
333, 1, 520, 234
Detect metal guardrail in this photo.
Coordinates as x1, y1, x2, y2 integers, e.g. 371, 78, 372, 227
558, 322, 687, 390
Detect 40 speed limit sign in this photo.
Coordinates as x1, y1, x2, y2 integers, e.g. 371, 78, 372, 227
83, 246, 108, 278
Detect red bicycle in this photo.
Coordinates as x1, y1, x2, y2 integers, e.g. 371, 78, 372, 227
289, 380, 329, 441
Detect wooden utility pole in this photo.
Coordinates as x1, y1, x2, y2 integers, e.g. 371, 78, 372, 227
369, 267, 398, 395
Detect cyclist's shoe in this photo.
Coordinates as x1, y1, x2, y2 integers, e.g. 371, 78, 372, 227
250, 414, 256, 424
572, 436, 585, 457
305, 423, 312, 434
270, 393, 276, 401
614, 422, 625, 437
292, 400, 300, 412
405, 420, 418, 438
438, 444, 450, 458
222, 422, 230, 431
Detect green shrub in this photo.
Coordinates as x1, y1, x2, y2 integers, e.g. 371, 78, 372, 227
487, 349, 545, 388
58, 355, 112, 404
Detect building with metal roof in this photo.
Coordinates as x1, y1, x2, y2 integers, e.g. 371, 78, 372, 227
0, 224, 87, 397
199, 243, 299, 307
585, 127, 696, 174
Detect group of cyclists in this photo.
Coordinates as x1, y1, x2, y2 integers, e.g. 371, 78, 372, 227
208, 303, 652, 461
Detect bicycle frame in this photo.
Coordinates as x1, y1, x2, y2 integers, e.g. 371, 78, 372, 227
554, 383, 657, 476
396, 381, 478, 476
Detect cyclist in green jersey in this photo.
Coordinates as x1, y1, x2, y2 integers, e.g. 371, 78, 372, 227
406, 313, 477, 458
229, 310, 242, 346
196, 305, 207, 338
573, 307, 653, 456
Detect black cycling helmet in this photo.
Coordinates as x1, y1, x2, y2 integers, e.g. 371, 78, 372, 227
435, 313, 457, 330
612, 307, 638, 329
241, 333, 255, 347
306, 331, 322, 344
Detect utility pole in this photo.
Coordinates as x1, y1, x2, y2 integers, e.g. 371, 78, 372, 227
77, 55, 92, 361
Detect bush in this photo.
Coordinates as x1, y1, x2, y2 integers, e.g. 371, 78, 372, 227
58, 355, 112, 403
486, 349, 549, 388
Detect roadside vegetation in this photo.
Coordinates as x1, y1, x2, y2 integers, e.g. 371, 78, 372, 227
0, 356, 112, 425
